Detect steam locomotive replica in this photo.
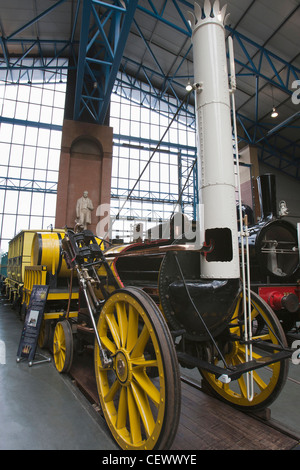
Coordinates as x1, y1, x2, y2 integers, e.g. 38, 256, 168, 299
4, 1, 299, 450
240, 173, 300, 337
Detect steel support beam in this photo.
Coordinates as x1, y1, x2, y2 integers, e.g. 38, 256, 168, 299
73, 0, 138, 124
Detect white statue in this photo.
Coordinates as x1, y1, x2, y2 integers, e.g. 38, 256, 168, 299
278, 200, 289, 217
76, 190, 94, 229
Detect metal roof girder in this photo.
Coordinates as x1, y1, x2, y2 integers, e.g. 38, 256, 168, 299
91, 3, 115, 60
6, 0, 69, 41
73, 0, 138, 123
136, 2, 191, 37
228, 27, 300, 95
73, 0, 93, 120
97, 0, 139, 123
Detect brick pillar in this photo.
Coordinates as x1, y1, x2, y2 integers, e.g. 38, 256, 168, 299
55, 119, 113, 236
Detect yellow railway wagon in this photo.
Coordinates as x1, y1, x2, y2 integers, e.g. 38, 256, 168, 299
5, 229, 79, 310
4, 229, 80, 348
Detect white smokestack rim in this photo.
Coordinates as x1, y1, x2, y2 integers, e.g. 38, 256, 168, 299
187, 1, 230, 30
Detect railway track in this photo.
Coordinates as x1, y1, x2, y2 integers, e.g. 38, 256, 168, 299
68, 353, 300, 451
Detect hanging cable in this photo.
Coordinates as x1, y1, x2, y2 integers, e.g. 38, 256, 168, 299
174, 253, 230, 369
170, 157, 197, 219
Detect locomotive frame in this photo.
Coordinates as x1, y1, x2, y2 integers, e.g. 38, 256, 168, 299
43, 226, 290, 450
3, 224, 294, 450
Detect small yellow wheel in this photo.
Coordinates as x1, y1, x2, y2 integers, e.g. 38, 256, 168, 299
94, 287, 181, 450
53, 320, 73, 373
200, 291, 289, 411
38, 319, 50, 349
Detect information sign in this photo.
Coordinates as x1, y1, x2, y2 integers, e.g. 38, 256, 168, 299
17, 285, 50, 366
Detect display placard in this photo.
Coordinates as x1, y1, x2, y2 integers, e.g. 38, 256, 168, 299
17, 285, 49, 364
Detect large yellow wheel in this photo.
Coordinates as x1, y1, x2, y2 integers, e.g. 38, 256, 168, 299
94, 287, 181, 450
200, 290, 289, 411
53, 320, 73, 373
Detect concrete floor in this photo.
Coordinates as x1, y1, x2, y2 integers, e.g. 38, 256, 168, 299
0, 298, 118, 450
0, 296, 299, 450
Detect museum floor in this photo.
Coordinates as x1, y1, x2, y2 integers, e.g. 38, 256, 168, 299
0, 296, 300, 450
0, 298, 118, 451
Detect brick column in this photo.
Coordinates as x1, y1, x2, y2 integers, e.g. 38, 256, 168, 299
55, 119, 113, 235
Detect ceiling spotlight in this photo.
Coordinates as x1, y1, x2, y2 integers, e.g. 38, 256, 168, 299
186, 80, 193, 92
271, 107, 278, 118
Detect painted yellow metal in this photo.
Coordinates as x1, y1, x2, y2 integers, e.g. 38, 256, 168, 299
7, 230, 65, 283
22, 265, 79, 302
43, 312, 78, 320
22, 265, 47, 306
7, 230, 35, 284
200, 292, 284, 409
94, 290, 166, 450
4, 229, 81, 315
5, 229, 67, 301
5, 230, 41, 301
53, 322, 67, 372
31, 231, 69, 277
53, 321, 73, 373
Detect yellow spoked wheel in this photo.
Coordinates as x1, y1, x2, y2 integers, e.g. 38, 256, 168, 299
94, 287, 181, 450
200, 290, 289, 411
53, 320, 73, 373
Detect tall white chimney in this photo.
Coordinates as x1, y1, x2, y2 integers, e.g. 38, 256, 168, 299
188, 0, 239, 279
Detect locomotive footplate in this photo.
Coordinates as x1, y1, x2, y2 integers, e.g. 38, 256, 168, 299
177, 345, 292, 383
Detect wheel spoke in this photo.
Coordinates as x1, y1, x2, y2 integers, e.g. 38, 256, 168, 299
130, 324, 150, 359
131, 358, 158, 368
126, 304, 139, 352
99, 335, 117, 355
225, 339, 273, 398
94, 288, 180, 450
106, 313, 121, 349
231, 354, 248, 398
237, 375, 247, 398
116, 301, 128, 348
127, 386, 142, 444
103, 377, 120, 403
132, 368, 161, 406
130, 381, 155, 438
252, 370, 267, 391
201, 290, 288, 410
116, 386, 127, 430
